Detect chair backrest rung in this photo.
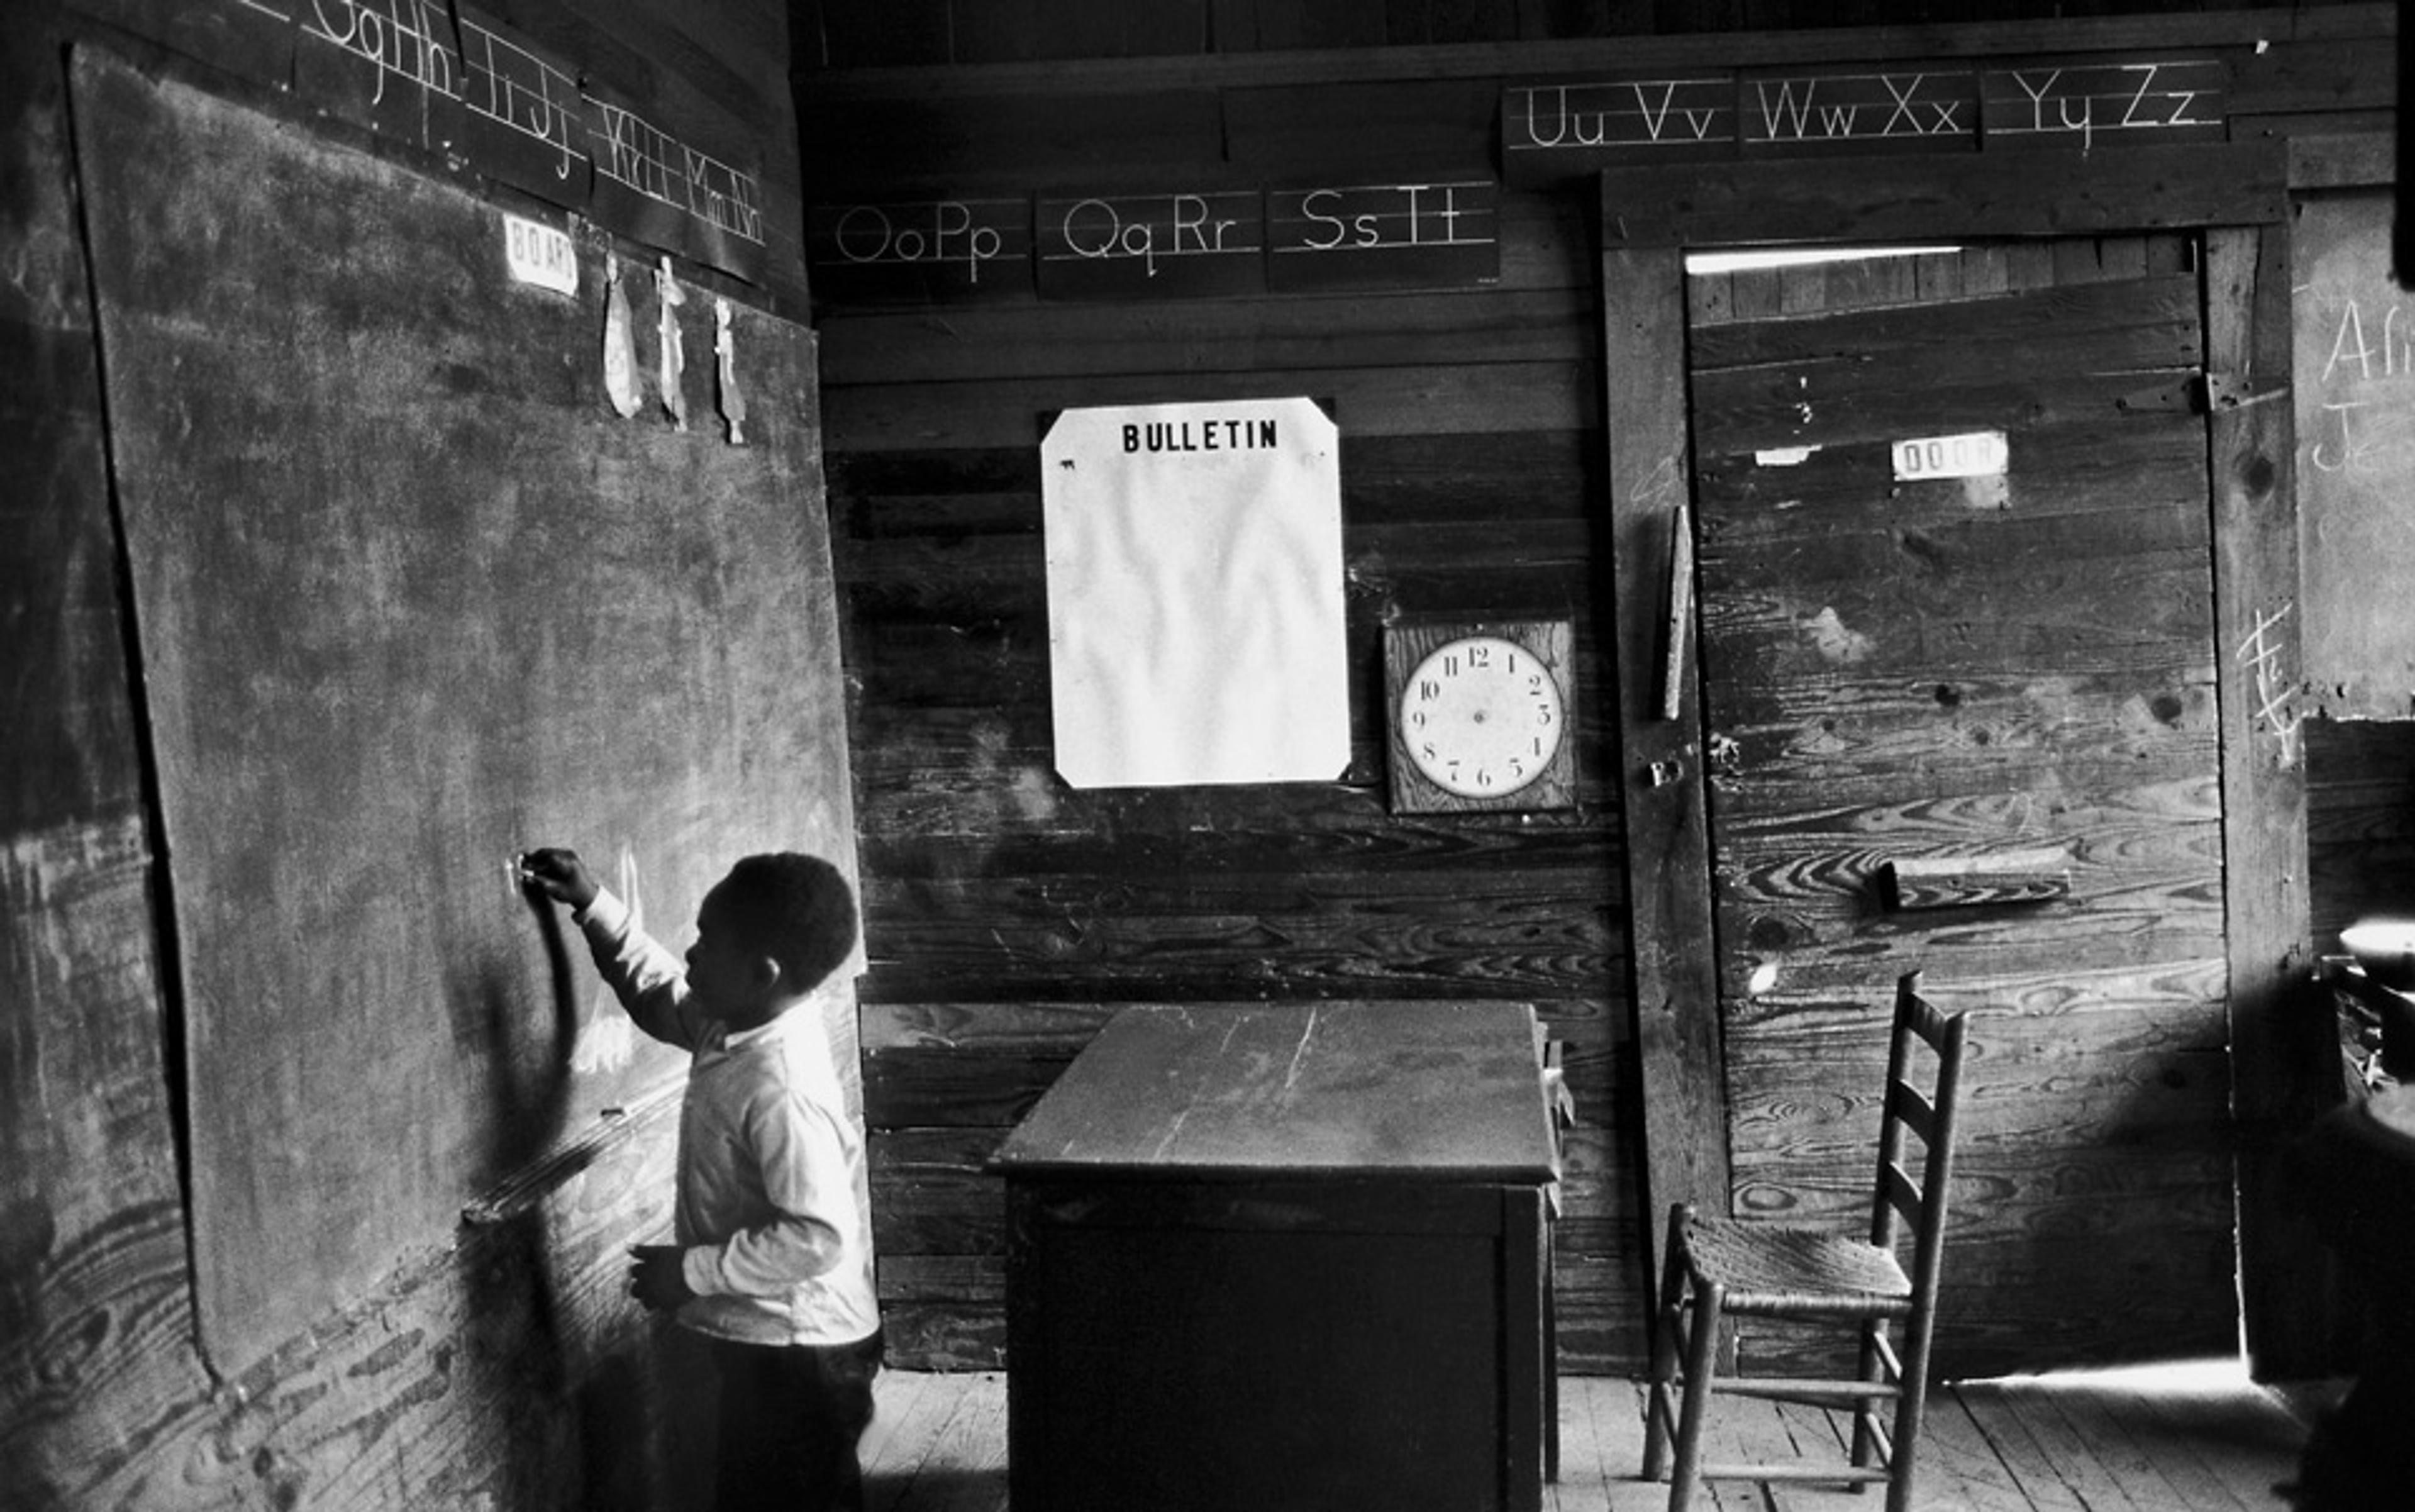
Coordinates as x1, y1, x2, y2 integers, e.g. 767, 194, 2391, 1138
1891, 1081, 1936, 1146
1883, 1159, 1922, 1225
1868, 970, 1973, 1291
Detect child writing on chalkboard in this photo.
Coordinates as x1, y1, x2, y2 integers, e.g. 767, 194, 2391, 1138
519, 845, 882, 1512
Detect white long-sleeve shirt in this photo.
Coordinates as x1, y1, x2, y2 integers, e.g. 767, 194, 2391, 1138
577, 887, 881, 1347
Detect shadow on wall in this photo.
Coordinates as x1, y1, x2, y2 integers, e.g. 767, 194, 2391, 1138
452, 899, 716, 1509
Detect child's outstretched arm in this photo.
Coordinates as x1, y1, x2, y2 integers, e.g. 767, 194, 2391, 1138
521, 846, 702, 1052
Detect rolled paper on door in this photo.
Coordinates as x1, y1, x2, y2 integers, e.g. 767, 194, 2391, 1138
1662, 503, 1692, 722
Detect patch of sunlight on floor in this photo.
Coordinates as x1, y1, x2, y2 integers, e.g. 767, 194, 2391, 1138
1959, 1356, 2257, 1399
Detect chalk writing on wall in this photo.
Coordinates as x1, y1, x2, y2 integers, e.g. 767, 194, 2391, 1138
591, 97, 764, 248
226, 0, 767, 280
1266, 181, 1499, 291
1035, 191, 1265, 300
2304, 294, 2415, 474
1740, 70, 1977, 152
1979, 58, 2228, 150
806, 197, 1035, 299
301, 0, 456, 103
2291, 192, 2415, 718
1501, 78, 1737, 178
460, 14, 587, 186
2236, 601, 2304, 767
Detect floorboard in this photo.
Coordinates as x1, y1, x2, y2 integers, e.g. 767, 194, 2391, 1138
860, 1359, 2312, 1511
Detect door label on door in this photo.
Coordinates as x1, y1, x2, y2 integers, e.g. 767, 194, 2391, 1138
1891, 428, 2007, 481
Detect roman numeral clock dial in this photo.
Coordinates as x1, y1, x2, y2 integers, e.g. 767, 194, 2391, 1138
1383, 621, 1577, 814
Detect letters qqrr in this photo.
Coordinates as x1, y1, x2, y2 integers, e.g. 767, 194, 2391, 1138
1385, 622, 1577, 813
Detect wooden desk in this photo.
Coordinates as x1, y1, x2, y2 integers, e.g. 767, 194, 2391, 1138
996, 1001, 1559, 1512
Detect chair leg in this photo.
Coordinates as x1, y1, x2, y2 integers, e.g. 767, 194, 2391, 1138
1665, 1281, 1724, 1512
1641, 1205, 1693, 1482
1885, 1354, 1930, 1512
1640, 1321, 1677, 1481
1851, 1318, 1887, 1470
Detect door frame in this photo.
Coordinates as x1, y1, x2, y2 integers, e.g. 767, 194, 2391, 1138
1597, 138, 2330, 1375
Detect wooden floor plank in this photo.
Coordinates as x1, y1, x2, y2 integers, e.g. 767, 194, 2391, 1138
1918, 1391, 2045, 1512
1695, 1393, 1794, 1511
1568, 1376, 1670, 1511
857, 1366, 2309, 1511
1965, 1377, 2142, 1511
1544, 1375, 1614, 1509
911, 1371, 1008, 1512
1955, 1385, 2086, 1510
2030, 1373, 2217, 1512
2092, 1384, 2262, 1511
2080, 1362, 2307, 1511
1764, 1397, 1874, 1511
865, 1367, 963, 1511
2149, 1375, 2310, 1499
860, 1366, 934, 1477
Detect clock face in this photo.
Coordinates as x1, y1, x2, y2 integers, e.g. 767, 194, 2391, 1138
1397, 635, 1565, 798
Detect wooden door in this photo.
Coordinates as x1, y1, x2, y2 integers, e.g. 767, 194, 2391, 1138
1685, 240, 2235, 1376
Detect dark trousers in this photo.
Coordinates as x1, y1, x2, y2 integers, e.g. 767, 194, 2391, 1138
706, 1328, 884, 1512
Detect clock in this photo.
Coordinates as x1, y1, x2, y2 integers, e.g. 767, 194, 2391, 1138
1384, 620, 1576, 814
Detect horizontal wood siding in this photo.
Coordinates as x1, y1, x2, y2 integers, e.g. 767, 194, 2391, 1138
821, 82, 1642, 1363
797, 0, 2380, 66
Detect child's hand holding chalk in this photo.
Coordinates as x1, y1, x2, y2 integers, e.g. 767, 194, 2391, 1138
519, 847, 601, 911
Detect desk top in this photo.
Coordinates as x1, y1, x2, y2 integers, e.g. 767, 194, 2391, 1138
993, 1001, 1558, 1182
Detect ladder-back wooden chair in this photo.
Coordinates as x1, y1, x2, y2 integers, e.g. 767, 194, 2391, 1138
1641, 970, 1973, 1512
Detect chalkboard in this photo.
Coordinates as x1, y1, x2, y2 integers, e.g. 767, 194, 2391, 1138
70, 50, 856, 1372
2295, 191, 2415, 719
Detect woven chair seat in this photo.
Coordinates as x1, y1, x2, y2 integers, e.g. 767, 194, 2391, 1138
1681, 1214, 1914, 1315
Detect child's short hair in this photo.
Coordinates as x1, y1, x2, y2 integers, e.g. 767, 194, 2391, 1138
717, 852, 858, 994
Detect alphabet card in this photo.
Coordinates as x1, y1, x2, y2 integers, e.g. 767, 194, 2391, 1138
806, 196, 1034, 301
1042, 397, 1348, 788
1036, 190, 1265, 300
1267, 180, 1499, 292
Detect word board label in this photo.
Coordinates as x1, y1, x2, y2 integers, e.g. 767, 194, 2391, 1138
502, 213, 577, 294
1892, 430, 2009, 482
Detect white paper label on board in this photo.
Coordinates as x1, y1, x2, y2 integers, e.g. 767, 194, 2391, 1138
503, 213, 578, 296
1891, 429, 2007, 481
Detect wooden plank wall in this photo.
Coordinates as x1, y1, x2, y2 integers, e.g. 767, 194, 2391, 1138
825, 166, 1633, 1368
807, 4, 2399, 1378
1, 2, 808, 1508
804, 8, 1635, 1376
792, 0, 2378, 67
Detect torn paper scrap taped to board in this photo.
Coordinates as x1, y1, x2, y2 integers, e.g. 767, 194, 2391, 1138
1043, 396, 1349, 789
